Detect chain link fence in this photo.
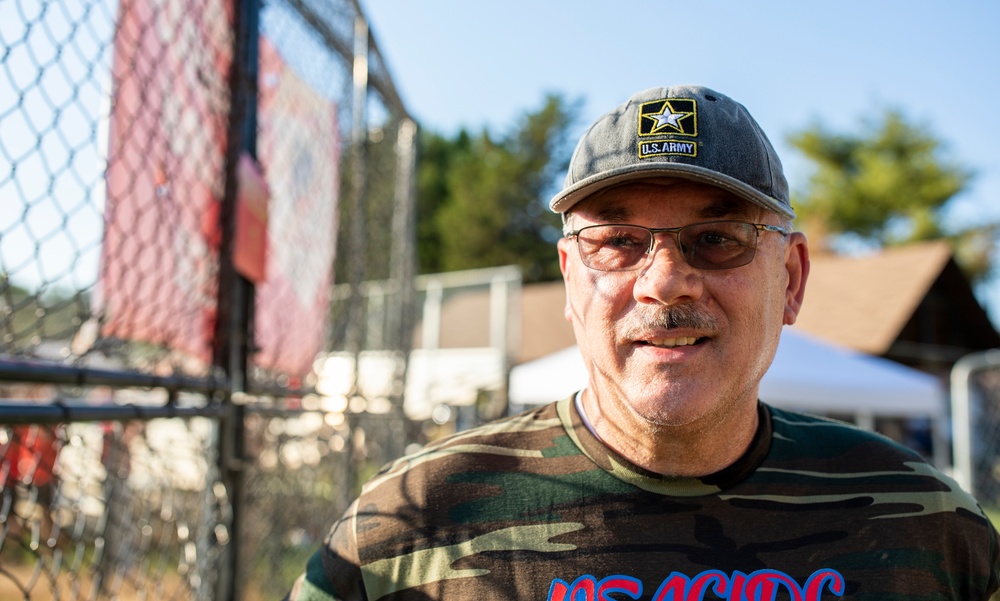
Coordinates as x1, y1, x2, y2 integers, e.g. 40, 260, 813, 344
2, 412, 228, 600
1, 0, 420, 598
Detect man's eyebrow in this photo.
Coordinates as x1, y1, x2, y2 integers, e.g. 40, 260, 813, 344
697, 197, 753, 220
574, 193, 755, 225
591, 206, 632, 223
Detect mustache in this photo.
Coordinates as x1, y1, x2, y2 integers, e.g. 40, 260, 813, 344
627, 304, 718, 333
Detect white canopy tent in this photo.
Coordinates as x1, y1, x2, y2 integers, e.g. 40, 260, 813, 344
508, 328, 948, 466
758, 329, 944, 418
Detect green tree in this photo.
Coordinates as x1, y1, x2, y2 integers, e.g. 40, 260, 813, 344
789, 109, 995, 281
415, 129, 473, 276
417, 94, 577, 282
0, 274, 89, 352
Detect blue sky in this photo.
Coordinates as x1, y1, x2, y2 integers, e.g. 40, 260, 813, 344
360, 0, 1000, 322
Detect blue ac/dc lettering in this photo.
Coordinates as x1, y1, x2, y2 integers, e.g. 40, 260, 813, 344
547, 568, 846, 601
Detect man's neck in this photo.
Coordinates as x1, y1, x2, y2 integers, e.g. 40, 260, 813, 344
580, 387, 760, 478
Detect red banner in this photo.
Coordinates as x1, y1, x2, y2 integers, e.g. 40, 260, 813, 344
97, 0, 234, 369
99, 6, 337, 380
254, 39, 341, 378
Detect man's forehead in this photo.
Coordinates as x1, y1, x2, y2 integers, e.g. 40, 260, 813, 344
570, 179, 759, 222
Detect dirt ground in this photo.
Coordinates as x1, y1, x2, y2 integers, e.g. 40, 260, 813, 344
0, 560, 175, 600
0, 560, 272, 601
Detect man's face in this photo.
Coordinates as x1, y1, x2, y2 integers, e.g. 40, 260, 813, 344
557, 179, 809, 430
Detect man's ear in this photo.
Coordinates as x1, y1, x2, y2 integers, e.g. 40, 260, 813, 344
557, 237, 572, 277
782, 232, 810, 326
557, 237, 575, 323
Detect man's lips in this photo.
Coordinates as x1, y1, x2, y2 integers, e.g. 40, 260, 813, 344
623, 305, 717, 350
632, 332, 708, 348
635, 335, 706, 348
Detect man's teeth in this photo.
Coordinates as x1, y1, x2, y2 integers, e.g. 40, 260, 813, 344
648, 337, 699, 348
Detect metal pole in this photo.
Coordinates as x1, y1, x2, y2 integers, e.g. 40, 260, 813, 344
388, 118, 417, 354
214, 0, 261, 597
337, 14, 372, 529
0, 360, 226, 393
0, 401, 226, 424
342, 17, 370, 360
386, 118, 417, 456
421, 280, 443, 350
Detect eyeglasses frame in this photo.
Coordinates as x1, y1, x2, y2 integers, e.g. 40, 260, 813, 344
563, 220, 791, 272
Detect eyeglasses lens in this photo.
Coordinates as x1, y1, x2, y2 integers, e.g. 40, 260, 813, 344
576, 226, 650, 272
680, 222, 757, 269
577, 222, 759, 271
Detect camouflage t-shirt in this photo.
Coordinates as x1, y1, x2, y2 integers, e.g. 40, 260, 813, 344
285, 397, 1000, 601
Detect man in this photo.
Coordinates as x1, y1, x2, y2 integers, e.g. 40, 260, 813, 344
285, 85, 1000, 600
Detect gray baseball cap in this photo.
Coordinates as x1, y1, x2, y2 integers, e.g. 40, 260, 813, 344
549, 85, 794, 220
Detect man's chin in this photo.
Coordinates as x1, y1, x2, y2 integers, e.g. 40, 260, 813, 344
619, 386, 712, 429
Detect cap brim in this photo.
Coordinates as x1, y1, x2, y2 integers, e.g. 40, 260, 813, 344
549, 163, 796, 220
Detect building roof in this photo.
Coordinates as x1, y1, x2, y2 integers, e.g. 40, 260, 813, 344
792, 241, 953, 354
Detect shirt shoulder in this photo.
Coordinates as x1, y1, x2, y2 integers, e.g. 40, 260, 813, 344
360, 401, 571, 498
760, 405, 1000, 599
764, 406, 999, 550
766, 404, 929, 468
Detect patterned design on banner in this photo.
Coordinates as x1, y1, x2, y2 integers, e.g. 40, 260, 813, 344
98, 0, 233, 365
255, 38, 340, 378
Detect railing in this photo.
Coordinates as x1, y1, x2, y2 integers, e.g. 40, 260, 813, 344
951, 349, 1000, 518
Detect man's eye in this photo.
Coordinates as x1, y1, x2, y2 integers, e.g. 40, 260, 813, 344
701, 232, 729, 244
604, 234, 645, 249
696, 230, 739, 246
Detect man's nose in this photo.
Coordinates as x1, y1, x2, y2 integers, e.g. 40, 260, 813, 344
632, 234, 705, 305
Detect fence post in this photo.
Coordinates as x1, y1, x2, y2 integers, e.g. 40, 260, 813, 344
342, 17, 370, 359
214, 0, 262, 598
388, 118, 418, 353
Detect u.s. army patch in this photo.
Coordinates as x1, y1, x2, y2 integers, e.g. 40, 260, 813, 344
637, 98, 697, 158
639, 98, 696, 137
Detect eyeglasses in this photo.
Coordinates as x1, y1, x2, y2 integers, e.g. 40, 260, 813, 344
565, 220, 790, 272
